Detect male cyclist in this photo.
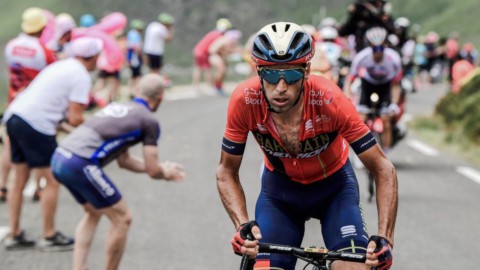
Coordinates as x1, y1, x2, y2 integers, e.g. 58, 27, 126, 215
344, 27, 403, 153
217, 22, 397, 270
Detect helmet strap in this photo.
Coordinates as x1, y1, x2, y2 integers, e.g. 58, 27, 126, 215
259, 77, 277, 113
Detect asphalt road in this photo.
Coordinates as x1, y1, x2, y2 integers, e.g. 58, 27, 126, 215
0, 81, 479, 269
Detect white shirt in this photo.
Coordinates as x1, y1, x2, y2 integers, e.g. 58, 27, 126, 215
4, 58, 91, 135
349, 47, 402, 85
401, 39, 416, 66
143, 22, 169, 55
5, 33, 50, 71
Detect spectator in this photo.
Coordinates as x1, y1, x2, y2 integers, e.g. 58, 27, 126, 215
460, 42, 479, 66
1, 7, 56, 202
126, 19, 145, 98
79, 13, 96, 28
208, 29, 242, 95
445, 32, 460, 82
2, 37, 102, 251
192, 18, 233, 91
48, 13, 76, 59
143, 13, 174, 74
51, 73, 185, 270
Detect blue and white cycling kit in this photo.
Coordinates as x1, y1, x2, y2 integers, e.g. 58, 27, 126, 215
51, 98, 160, 208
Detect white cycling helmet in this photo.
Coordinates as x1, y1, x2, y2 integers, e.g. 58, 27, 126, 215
251, 22, 314, 66
394, 17, 410, 28
387, 34, 399, 47
319, 17, 337, 28
365, 27, 387, 46
320, 26, 338, 40
383, 2, 393, 15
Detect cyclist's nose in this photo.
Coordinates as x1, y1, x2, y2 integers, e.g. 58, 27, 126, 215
275, 78, 288, 93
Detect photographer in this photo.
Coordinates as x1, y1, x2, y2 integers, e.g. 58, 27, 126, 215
339, 0, 395, 52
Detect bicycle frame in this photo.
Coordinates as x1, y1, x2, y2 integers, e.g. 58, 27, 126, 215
239, 242, 366, 270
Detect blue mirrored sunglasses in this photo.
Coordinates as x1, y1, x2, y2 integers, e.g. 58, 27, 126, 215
372, 45, 385, 53
258, 68, 305, 85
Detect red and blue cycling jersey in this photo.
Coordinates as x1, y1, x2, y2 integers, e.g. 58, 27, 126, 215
222, 75, 376, 184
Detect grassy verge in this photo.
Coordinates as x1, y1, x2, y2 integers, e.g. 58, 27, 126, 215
410, 115, 480, 166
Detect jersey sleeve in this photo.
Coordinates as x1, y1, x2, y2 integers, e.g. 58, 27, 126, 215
159, 24, 170, 39
332, 87, 376, 154
222, 85, 250, 155
142, 117, 160, 146
68, 73, 91, 105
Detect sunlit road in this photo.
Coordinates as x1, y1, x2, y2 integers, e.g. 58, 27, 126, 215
1, 82, 479, 269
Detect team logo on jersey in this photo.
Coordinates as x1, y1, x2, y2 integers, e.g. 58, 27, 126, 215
244, 87, 262, 105
257, 123, 267, 132
252, 131, 338, 159
315, 114, 331, 123
305, 119, 313, 133
309, 89, 333, 106
12, 46, 36, 57
305, 50, 315, 62
95, 103, 130, 118
367, 66, 388, 81
323, 90, 334, 104
309, 90, 323, 106
340, 225, 357, 238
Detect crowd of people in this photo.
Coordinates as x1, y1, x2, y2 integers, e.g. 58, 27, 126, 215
0, 7, 186, 269
0, 1, 478, 269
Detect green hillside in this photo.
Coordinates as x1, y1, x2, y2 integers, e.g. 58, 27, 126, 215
1, 0, 479, 66
389, 0, 480, 44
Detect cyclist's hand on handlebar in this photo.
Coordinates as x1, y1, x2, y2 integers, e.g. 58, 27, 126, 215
387, 103, 400, 116
366, 235, 393, 270
231, 220, 262, 257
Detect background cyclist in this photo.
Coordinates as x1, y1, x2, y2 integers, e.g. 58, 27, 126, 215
344, 27, 403, 154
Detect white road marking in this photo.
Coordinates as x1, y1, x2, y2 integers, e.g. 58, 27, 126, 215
0, 226, 10, 241
456, 167, 480, 185
165, 90, 200, 100
407, 139, 439, 156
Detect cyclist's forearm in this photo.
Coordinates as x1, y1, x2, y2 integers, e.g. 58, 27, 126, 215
374, 159, 398, 246
216, 172, 249, 229
118, 155, 146, 173
391, 83, 402, 105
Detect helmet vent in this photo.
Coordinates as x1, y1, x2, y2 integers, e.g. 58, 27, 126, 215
290, 33, 302, 50
284, 24, 291, 32
271, 24, 277, 32
298, 41, 311, 58
258, 34, 272, 50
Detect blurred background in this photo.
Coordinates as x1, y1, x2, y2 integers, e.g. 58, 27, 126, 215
0, 0, 479, 98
